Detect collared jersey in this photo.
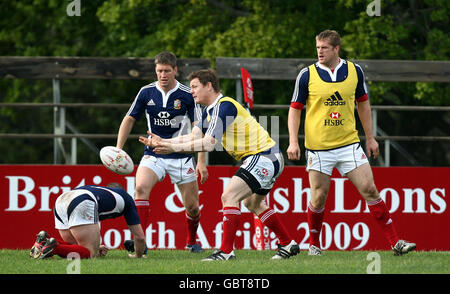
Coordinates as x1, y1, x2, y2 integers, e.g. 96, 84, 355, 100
201, 95, 275, 161
54, 185, 140, 226
127, 80, 202, 159
291, 60, 368, 150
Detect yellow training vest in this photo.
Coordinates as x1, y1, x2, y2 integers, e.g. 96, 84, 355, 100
305, 61, 360, 150
212, 97, 275, 161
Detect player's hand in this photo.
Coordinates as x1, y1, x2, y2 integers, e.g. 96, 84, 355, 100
366, 137, 379, 159
138, 131, 162, 148
153, 141, 176, 154
138, 136, 152, 147
287, 142, 301, 160
196, 162, 209, 184
98, 245, 109, 257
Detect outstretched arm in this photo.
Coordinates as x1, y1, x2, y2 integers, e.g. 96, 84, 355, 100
139, 126, 217, 154
116, 116, 136, 149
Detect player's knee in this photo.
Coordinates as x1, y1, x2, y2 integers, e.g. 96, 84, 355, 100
361, 184, 379, 200
242, 198, 256, 212
221, 191, 237, 207
134, 185, 150, 199
310, 191, 327, 209
220, 192, 229, 205
185, 205, 200, 217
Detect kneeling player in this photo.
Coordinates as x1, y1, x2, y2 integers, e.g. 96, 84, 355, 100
30, 184, 146, 259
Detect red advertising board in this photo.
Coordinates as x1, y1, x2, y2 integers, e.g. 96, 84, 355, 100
0, 165, 448, 251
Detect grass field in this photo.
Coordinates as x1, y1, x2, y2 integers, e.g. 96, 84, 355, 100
1, 249, 449, 274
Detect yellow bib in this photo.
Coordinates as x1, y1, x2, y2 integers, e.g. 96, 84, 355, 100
305, 61, 360, 150
214, 97, 275, 161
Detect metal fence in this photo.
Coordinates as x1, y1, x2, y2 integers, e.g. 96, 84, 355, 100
1, 102, 448, 166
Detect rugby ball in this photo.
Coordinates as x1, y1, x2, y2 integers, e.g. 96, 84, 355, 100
100, 146, 134, 175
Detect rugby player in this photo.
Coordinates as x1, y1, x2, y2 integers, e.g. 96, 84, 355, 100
140, 69, 299, 261
117, 51, 207, 253
287, 29, 416, 256
30, 184, 146, 259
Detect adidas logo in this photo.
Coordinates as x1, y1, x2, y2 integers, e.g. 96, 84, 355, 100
147, 99, 155, 106
324, 91, 346, 106
187, 167, 195, 174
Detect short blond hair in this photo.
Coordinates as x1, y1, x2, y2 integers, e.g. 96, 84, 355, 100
316, 30, 341, 47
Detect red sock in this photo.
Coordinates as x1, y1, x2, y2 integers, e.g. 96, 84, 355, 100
367, 198, 399, 247
135, 200, 150, 230
56, 239, 72, 245
220, 207, 241, 254
258, 208, 291, 245
185, 211, 200, 245
53, 243, 91, 259
307, 202, 325, 248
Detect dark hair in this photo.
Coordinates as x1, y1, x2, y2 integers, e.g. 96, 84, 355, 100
316, 30, 341, 47
188, 69, 220, 92
154, 51, 177, 68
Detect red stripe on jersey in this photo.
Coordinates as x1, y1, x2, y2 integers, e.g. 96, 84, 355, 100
290, 102, 305, 110
356, 93, 369, 103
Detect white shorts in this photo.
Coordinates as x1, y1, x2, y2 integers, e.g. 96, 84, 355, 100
236, 152, 284, 195
54, 190, 99, 230
139, 155, 197, 185
305, 143, 369, 176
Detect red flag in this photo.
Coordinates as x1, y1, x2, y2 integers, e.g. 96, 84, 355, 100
240, 67, 254, 109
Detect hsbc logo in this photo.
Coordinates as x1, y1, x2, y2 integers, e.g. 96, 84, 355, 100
329, 112, 341, 119
154, 111, 172, 126
255, 168, 269, 179
325, 112, 344, 126
158, 111, 170, 119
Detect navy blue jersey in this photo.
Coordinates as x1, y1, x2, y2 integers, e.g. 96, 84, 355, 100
73, 185, 140, 226
200, 95, 237, 142
127, 80, 202, 159
291, 59, 368, 109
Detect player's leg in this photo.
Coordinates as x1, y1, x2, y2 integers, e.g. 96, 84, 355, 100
58, 228, 77, 244
33, 193, 93, 259
242, 152, 298, 259
35, 227, 95, 259
220, 175, 252, 253
122, 163, 159, 254
177, 180, 202, 251
202, 176, 251, 261
134, 158, 162, 230
69, 224, 101, 257
243, 194, 292, 246
40, 227, 93, 259
165, 157, 202, 250
307, 170, 331, 253
305, 148, 335, 254
347, 163, 406, 250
